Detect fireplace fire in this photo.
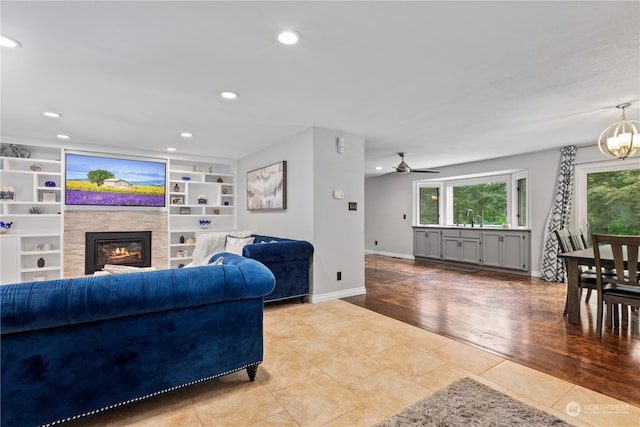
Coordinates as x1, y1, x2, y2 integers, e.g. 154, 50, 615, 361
102, 243, 142, 264
85, 231, 152, 274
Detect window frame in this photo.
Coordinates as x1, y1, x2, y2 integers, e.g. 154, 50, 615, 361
414, 169, 528, 227
574, 159, 639, 234
445, 175, 510, 225
512, 171, 528, 228
415, 182, 443, 225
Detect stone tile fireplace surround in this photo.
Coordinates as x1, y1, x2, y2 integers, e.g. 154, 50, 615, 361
64, 211, 168, 278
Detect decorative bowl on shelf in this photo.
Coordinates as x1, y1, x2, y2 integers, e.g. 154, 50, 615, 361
0, 221, 13, 234
44, 181, 56, 187
181, 176, 191, 181
0, 186, 15, 200
197, 195, 208, 204
199, 219, 211, 229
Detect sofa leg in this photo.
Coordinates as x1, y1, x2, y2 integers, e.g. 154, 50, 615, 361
300, 296, 305, 304
247, 365, 258, 381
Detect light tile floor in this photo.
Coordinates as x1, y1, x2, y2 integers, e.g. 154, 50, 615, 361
67, 300, 639, 427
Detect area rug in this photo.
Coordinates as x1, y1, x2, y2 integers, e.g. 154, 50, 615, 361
374, 377, 574, 427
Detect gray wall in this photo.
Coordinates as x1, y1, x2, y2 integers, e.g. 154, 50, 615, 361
365, 147, 574, 276
237, 126, 365, 301
237, 128, 315, 240
312, 127, 365, 299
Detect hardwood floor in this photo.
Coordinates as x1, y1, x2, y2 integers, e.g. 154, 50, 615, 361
343, 255, 640, 407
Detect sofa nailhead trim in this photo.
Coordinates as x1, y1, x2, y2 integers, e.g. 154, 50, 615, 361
41, 362, 261, 427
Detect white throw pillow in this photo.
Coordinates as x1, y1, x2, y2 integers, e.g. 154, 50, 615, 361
225, 235, 255, 255
228, 230, 253, 238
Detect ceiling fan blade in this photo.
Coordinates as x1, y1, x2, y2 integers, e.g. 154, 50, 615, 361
411, 168, 440, 173
383, 153, 439, 176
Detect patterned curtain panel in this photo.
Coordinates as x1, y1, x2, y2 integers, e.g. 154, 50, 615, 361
541, 145, 577, 282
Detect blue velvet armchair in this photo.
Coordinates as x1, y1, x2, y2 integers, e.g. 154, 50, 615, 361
242, 235, 314, 302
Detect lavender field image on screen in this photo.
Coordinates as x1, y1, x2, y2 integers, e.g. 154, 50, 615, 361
65, 190, 166, 206
65, 153, 166, 207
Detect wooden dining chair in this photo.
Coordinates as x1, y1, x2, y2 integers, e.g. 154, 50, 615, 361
555, 229, 573, 255
592, 234, 640, 339
567, 227, 621, 303
555, 229, 597, 315
569, 228, 589, 252
567, 228, 601, 303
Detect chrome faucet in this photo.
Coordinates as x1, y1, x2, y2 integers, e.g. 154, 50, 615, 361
466, 209, 475, 227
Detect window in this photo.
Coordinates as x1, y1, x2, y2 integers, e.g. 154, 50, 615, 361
415, 170, 527, 227
575, 161, 639, 241
514, 173, 528, 227
418, 186, 440, 224
450, 179, 507, 226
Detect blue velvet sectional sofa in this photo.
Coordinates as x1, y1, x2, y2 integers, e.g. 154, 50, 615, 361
242, 235, 314, 302
0, 253, 275, 427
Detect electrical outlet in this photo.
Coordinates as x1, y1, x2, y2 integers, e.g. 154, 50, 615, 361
337, 272, 342, 281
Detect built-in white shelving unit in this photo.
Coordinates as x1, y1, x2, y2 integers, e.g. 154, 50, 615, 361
167, 159, 236, 268
0, 145, 63, 284
1, 144, 238, 280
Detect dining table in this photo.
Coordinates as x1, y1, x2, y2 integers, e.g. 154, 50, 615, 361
558, 245, 638, 325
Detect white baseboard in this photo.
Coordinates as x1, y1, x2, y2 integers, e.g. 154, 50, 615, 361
309, 286, 366, 303
530, 270, 541, 278
364, 249, 414, 260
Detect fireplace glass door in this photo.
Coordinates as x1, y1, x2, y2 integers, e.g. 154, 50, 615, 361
85, 231, 152, 274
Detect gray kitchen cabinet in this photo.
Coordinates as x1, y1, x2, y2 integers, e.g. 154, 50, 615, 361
414, 226, 530, 273
482, 230, 529, 271
441, 229, 481, 264
414, 229, 441, 259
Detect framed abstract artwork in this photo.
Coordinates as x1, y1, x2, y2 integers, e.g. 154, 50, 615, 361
247, 161, 287, 210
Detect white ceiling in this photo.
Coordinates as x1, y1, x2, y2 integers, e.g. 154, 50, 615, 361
1, 1, 639, 176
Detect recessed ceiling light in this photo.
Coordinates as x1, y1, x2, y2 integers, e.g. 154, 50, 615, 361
166, 147, 177, 152
56, 134, 70, 139
43, 111, 62, 118
180, 132, 193, 138
376, 166, 384, 171
220, 91, 239, 100
277, 30, 302, 45
0, 35, 22, 48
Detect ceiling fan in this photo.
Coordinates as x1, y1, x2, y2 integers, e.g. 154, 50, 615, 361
391, 152, 440, 174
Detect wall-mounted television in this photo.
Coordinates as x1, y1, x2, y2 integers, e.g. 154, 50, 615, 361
65, 152, 166, 207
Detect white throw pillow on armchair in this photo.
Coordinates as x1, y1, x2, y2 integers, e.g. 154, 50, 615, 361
225, 235, 255, 255
228, 230, 253, 238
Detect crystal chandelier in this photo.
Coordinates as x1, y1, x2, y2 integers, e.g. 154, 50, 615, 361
598, 103, 639, 160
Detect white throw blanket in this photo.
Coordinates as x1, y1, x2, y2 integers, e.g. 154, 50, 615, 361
187, 230, 252, 266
